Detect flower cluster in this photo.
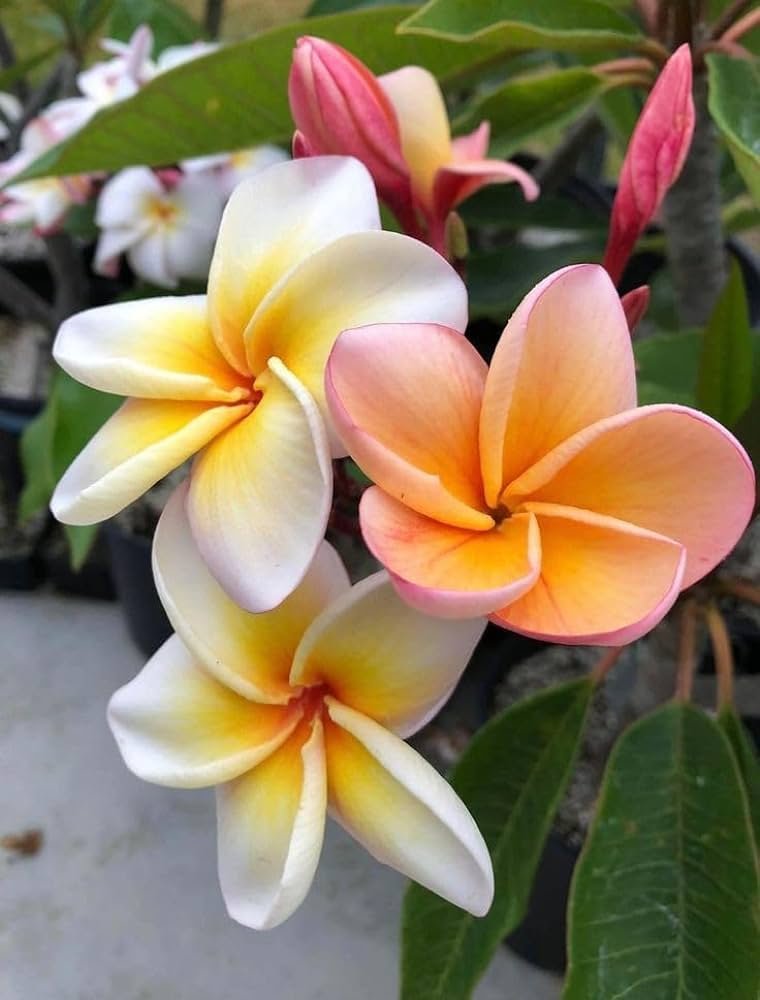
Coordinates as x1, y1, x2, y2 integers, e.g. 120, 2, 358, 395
49, 37, 755, 930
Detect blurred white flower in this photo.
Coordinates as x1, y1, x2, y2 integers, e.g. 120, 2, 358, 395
183, 146, 288, 198
156, 40, 219, 73
94, 166, 224, 287
78, 25, 155, 107
0, 91, 22, 142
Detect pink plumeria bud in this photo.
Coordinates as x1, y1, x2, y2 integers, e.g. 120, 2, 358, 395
620, 285, 650, 333
288, 37, 410, 215
603, 44, 695, 284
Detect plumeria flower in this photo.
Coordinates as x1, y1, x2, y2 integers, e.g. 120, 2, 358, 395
182, 146, 288, 200
155, 41, 219, 73
79, 25, 156, 106
108, 489, 492, 929
327, 264, 755, 643
93, 166, 225, 287
51, 156, 467, 611
289, 37, 538, 256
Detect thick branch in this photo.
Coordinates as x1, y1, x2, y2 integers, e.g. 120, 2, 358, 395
43, 232, 88, 326
204, 0, 225, 39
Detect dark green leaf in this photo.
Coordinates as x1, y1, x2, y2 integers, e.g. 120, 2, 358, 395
0, 44, 60, 91
63, 523, 99, 571
19, 396, 58, 521
14, 6, 503, 181
50, 371, 120, 481
108, 0, 200, 51
697, 259, 753, 426
564, 703, 760, 1000
400, 0, 643, 52
455, 67, 606, 158
719, 706, 760, 848
402, 678, 594, 1000
707, 55, 760, 209
634, 330, 702, 407
461, 184, 609, 233
309, 0, 414, 13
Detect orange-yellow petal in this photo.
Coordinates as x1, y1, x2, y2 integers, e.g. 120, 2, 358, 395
51, 397, 250, 525
505, 405, 755, 589
492, 502, 685, 644
327, 322, 491, 529
360, 487, 540, 618
479, 265, 637, 506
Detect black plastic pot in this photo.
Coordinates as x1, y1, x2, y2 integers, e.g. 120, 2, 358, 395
105, 523, 171, 657
0, 395, 43, 589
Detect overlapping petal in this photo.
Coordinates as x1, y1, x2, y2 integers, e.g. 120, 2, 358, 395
327, 322, 490, 528
186, 358, 332, 612
53, 296, 247, 402
245, 234, 468, 438
51, 397, 249, 525
479, 265, 636, 505
108, 635, 300, 788
217, 717, 327, 930
324, 698, 493, 916
492, 503, 685, 644
207, 156, 380, 374
360, 488, 540, 618
504, 405, 755, 589
434, 158, 539, 221
291, 571, 485, 737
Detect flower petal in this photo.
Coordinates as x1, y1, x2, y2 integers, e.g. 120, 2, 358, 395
434, 157, 539, 222
108, 634, 300, 788
327, 322, 491, 529
207, 156, 380, 375
51, 397, 249, 525
53, 296, 247, 402
291, 571, 485, 738
187, 358, 332, 612
492, 503, 685, 645
479, 264, 637, 506
505, 405, 755, 589
155, 483, 350, 703
245, 231, 468, 445
128, 231, 175, 288
95, 166, 162, 228
379, 66, 451, 209
217, 716, 327, 930
324, 698, 493, 916
360, 487, 540, 619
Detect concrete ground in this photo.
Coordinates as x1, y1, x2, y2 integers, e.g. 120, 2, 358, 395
0, 590, 561, 1000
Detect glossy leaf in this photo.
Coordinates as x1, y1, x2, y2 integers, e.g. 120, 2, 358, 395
400, 0, 643, 52
401, 678, 593, 1000
719, 706, 760, 848
697, 259, 753, 426
707, 55, 760, 209
14, 6, 502, 181
634, 330, 701, 407
564, 703, 760, 1000
461, 184, 608, 233
455, 67, 606, 158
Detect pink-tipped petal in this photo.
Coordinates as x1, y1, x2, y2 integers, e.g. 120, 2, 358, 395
620, 285, 650, 333
433, 158, 539, 223
451, 121, 490, 162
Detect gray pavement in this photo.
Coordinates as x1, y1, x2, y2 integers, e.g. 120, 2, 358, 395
0, 590, 561, 1000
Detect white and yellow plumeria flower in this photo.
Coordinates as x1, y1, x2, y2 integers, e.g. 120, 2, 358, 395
51, 156, 467, 611
182, 146, 288, 199
108, 487, 492, 929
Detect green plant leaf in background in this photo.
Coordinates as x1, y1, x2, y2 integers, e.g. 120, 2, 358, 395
399, 0, 643, 52
401, 677, 593, 1000
697, 258, 753, 427
12, 6, 505, 182
707, 54, 760, 210
308, 0, 415, 13
107, 0, 200, 52
454, 66, 606, 159
461, 184, 609, 233
634, 329, 702, 407
564, 703, 760, 1000
0, 44, 60, 91
718, 706, 760, 847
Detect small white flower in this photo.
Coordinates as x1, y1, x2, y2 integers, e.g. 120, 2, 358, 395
183, 146, 288, 199
78, 25, 155, 107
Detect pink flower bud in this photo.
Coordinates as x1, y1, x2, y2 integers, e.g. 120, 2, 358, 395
603, 44, 695, 284
620, 285, 650, 333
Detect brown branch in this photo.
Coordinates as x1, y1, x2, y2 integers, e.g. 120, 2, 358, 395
204, 0, 225, 39
722, 7, 760, 43
709, 0, 753, 39
674, 599, 699, 701
718, 577, 760, 606
705, 603, 734, 710
592, 646, 625, 683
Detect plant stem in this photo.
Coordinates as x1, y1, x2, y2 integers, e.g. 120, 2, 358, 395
43, 233, 88, 327
674, 599, 699, 701
204, 0, 225, 39
0, 263, 53, 327
719, 577, 760, 606
704, 603, 734, 710
592, 646, 625, 684
710, 0, 753, 39
723, 8, 760, 43
662, 70, 727, 327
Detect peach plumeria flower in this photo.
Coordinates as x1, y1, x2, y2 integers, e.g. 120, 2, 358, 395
51, 156, 467, 612
108, 486, 492, 929
327, 264, 755, 643
288, 37, 538, 256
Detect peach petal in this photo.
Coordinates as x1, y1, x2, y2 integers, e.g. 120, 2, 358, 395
433, 158, 539, 223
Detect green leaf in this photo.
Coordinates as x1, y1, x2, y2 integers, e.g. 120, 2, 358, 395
461, 184, 609, 233
19, 396, 59, 521
400, 0, 643, 52
633, 330, 702, 407
0, 44, 60, 91
564, 703, 760, 1000
455, 67, 606, 158
13, 6, 503, 181
401, 677, 594, 1000
719, 706, 760, 848
108, 0, 200, 51
63, 523, 99, 571
697, 259, 753, 426
50, 371, 120, 482
707, 55, 760, 209
308, 0, 414, 13
732, 392, 760, 487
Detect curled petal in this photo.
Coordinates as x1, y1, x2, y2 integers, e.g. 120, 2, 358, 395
620, 285, 650, 333
187, 358, 333, 612
505, 404, 755, 589
51, 397, 249, 525
291, 571, 485, 737
360, 487, 540, 619
207, 156, 380, 375
479, 264, 637, 506
493, 503, 685, 644
324, 698, 493, 916
217, 717, 327, 930
53, 296, 247, 402
433, 157, 539, 223
108, 635, 300, 788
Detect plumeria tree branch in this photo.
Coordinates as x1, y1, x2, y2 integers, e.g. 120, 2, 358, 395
709, 0, 754, 39
705, 603, 734, 710
675, 598, 699, 702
